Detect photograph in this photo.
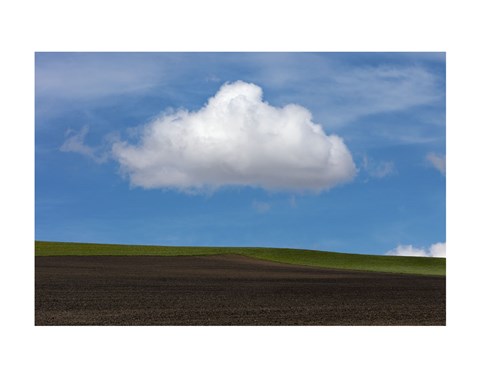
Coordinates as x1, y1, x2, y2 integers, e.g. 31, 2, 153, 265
35, 52, 446, 326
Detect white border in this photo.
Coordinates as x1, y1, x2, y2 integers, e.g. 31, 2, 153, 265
2, 1, 478, 376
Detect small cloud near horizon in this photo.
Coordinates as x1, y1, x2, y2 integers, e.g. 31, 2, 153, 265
386, 242, 446, 258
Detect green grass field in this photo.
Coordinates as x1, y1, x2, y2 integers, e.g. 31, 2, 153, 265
35, 241, 446, 276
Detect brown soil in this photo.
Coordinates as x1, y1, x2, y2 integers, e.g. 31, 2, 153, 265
35, 255, 446, 325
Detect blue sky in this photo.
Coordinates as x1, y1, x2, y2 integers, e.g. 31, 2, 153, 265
35, 52, 445, 256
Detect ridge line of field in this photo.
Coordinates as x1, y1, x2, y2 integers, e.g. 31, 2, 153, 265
35, 241, 446, 276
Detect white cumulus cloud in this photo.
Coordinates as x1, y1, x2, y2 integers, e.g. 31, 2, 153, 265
111, 81, 356, 192
386, 242, 446, 258
429, 242, 446, 258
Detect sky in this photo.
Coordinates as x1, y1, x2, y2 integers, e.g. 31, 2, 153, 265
35, 52, 446, 256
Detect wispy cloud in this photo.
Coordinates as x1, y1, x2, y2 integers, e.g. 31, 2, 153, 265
252, 200, 271, 214
249, 54, 443, 128
426, 153, 446, 175
60, 126, 108, 163
35, 53, 169, 121
36, 53, 162, 101
36, 53, 444, 128
362, 156, 395, 178
111, 81, 356, 192
289, 196, 297, 208
386, 242, 446, 258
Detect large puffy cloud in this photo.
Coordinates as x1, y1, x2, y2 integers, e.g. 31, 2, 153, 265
111, 81, 356, 192
386, 242, 446, 258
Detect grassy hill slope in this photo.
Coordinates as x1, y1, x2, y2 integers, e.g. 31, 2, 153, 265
35, 241, 446, 276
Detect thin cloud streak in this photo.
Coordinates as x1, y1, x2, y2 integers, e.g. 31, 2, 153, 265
426, 153, 446, 175
362, 155, 395, 178
252, 200, 271, 214
36, 53, 444, 131
60, 126, 109, 163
